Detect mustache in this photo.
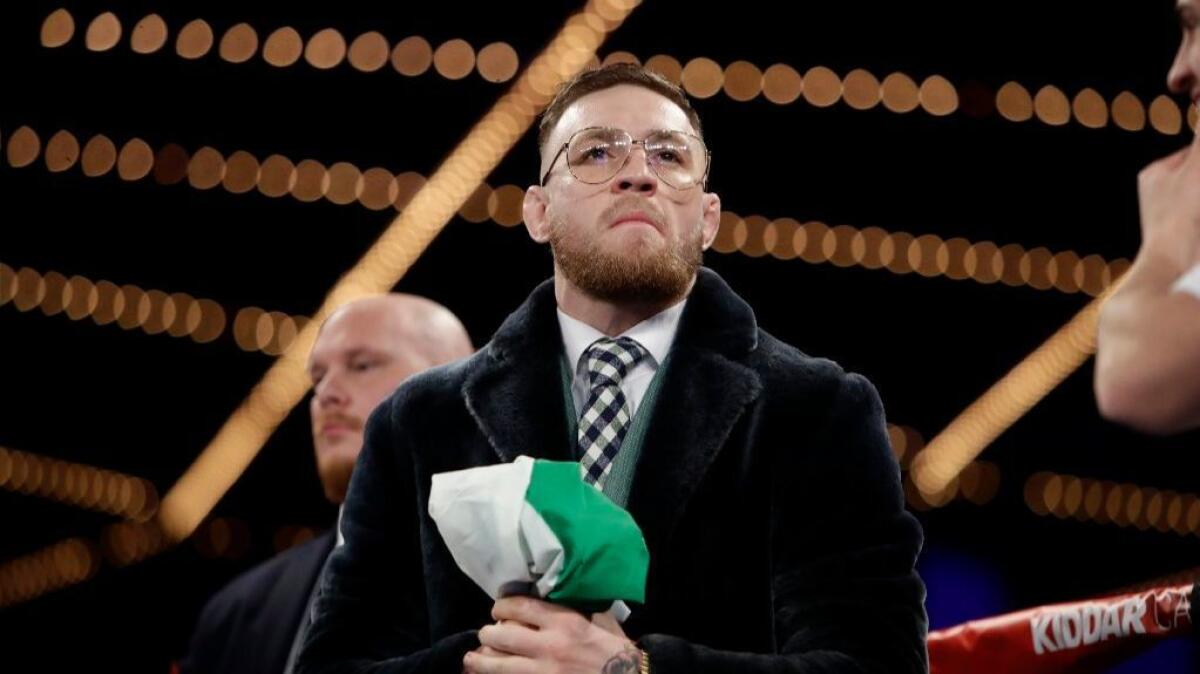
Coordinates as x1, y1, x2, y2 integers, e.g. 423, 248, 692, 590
313, 412, 364, 433
598, 194, 666, 228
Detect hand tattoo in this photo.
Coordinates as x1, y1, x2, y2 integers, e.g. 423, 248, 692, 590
601, 645, 641, 674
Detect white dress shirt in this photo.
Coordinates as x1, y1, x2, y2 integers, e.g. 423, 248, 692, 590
557, 299, 687, 419
1172, 262, 1200, 300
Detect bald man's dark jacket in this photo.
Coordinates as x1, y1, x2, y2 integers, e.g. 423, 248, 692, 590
182, 531, 335, 674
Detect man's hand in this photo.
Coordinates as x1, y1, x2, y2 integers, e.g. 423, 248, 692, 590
463, 597, 642, 673
1137, 129, 1200, 270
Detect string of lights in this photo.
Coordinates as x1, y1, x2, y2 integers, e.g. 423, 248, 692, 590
712, 210, 1129, 297
4, 125, 1130, 299
41, 9, 522, 83
1025, 471, 1200, 538
40, 8, 1197, 136
910, 284, 1120, 496
0, 0, 644, 611
887, 425, 1002, 510
0, 445, 158, 520
0, 261, 309, 355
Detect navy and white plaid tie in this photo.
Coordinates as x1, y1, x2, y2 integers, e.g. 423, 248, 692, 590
577, 336, 648, 489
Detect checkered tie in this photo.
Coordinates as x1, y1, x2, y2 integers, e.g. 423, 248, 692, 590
577, 336, 648, 489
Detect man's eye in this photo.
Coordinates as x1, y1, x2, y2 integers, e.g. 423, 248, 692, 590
653, 149, 683, 165
576, 145, 615, 163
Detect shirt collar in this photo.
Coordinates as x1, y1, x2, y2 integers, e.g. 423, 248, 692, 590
557, 298, 687, 371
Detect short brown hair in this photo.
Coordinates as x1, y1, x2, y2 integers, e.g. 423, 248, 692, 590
536, 63, 703, 153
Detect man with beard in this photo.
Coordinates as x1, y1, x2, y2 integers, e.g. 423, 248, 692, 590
181, 294, 473, 674
297, 64, 927, 674
1095, 0, 1200, 435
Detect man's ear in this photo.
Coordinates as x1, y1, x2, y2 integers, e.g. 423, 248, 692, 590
523, 185, 552, 243
699, 191, 722, 250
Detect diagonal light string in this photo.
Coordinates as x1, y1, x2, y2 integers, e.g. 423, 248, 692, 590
911, 277, 1124, 496
0, 0, 644, 609
157, 0, 644, 541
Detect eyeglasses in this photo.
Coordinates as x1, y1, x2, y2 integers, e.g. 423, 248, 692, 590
539, 126, 710, 190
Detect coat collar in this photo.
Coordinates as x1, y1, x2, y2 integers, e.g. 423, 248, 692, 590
462, 267, 763, 562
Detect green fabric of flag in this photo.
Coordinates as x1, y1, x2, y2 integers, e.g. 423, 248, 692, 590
428, 456, 648, 613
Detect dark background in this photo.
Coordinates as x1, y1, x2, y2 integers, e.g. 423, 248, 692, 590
1, 1, 1197, 671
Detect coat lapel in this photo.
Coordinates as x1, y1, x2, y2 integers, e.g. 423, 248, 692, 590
464, 269, 765, 556
250, 531, 336, 672
462, 279, 575, 463
626, 269, 763, 558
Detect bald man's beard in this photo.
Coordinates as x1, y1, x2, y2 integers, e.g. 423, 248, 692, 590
548, 213, 702, 306
316, 451, 356, 504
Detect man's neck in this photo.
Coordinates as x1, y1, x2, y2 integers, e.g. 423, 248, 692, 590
553, 269, 692, 336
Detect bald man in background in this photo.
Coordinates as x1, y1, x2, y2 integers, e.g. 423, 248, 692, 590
180, 294, 474, 674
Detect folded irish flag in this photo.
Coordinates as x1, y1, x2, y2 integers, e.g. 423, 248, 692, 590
428, 456, 649, 615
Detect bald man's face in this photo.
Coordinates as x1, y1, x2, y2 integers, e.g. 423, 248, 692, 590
307, 305, 432, 503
